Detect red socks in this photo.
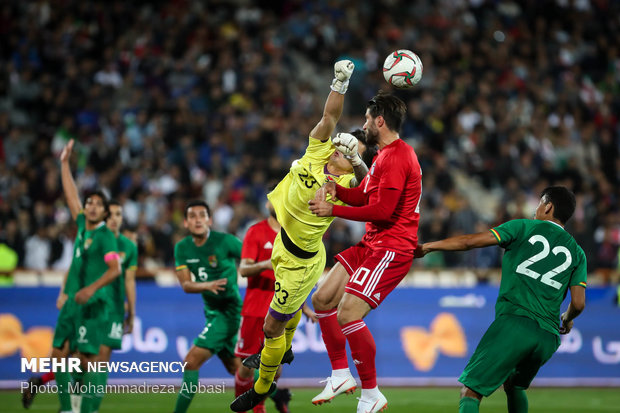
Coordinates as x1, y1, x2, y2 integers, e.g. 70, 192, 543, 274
234, 370, 265, 412
41, 372, 55, 384
341, 320, 377, 389
316, 309, 349, 370
234, 370, 253, 397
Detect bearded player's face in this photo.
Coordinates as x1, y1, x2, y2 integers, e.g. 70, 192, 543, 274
363, 110, 380, 147
184, 206, 209, 237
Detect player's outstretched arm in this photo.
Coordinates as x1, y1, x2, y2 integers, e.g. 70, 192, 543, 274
560, 285, 586, 334
309, 60, 354, 141
59, 139, 83, 220
74, 255, 121, 304
416, 231, 499, 257
175, 267, 228, 294
239, 258, 272, 277
57, 271, 69, 310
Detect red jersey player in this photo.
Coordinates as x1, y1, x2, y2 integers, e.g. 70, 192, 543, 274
234, 200, 316, 413
308, 92, 421, 413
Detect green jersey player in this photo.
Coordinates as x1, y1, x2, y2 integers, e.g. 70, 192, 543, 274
86, 199, 138, 412
55, 139, 121, 413
416, 186, 587, 413
173, 200, 243, 413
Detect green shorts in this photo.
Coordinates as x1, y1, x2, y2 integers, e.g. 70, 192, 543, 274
102, 312, 125, 350
268, 232, 325, 320
75, 300, 108, 355
52, 299, 79, 350
459, 314, 560, 397
194, 307, 240, 360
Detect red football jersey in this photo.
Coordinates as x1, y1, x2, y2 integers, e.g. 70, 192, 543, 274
240, 219, 278, 317
361, 139, 421, 254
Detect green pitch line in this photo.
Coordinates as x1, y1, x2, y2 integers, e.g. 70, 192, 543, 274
3, 388, 620, 413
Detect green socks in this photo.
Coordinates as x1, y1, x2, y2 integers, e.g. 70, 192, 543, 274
174, 370, 199, 413
90, 372, 108, 412
55, 371, 73, 412
459, 396, 480, 413
506, 386, 528, 413
79, 371, 97, 413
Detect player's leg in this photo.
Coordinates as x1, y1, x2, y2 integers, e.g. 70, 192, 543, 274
90, 312, 123, 413
338, 248, 413, 412
49, 342, 72, 412
174, 345, 213, 413
235, 316, 263, 405
89, 344, 113, 413
503, 378, 528, 413
312, 262, 351, 369
76, 300, 107, 413
338, 292, 386, 412
40, 299, 78, 412
311, 250, 361, 405
459, 386, 482, 413
231, 238, 325, 412
457, 315, 549, 413
503, 326, 560, 413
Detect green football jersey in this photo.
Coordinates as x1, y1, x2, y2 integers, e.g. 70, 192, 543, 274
66, 213, 119, 303
174, 231, 243, 310
108, 233, 138, 314
491, 219, 587, 335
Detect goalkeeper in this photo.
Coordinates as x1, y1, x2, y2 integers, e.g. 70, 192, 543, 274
231, 60, 369, 411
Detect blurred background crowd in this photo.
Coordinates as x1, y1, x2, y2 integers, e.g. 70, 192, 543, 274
1, 0, 619, 282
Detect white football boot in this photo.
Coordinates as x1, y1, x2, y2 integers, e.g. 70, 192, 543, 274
311, 370, 357, 405
356, 388, 388, 413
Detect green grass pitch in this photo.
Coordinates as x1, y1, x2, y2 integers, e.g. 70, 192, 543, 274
2, 387, 619, 412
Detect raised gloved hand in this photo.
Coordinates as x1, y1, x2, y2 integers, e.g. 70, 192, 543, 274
333, 132, 362, 166
330, 60, 355, 94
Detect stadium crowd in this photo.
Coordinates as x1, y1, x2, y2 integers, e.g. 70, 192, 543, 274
0, 0, 619, 282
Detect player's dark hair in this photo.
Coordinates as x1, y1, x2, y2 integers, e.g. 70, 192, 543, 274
84, 190, 109, 214
109, 199, 122, 208
367, 92, 407, 132
350, 129, 378, 168
184, 200, 211, 218
540, 186, 576, 224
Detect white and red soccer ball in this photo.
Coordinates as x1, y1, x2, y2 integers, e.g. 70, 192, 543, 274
383, 49, 423, 89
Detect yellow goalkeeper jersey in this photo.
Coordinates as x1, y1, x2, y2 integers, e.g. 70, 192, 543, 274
268, 136, 354, 252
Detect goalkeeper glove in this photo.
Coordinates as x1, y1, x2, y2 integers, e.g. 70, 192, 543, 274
330, 60, 355, 94
333, 133, 362, 167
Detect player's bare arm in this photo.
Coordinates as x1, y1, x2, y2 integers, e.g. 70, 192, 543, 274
302, 302, 318, 323
309, 60, 354, 141
417, 231, 499, 257
59, 139, 83, 220
124, 268, 137, 333
560, 285, 586, 334
75, 256, 121, 304
56, 270, 69, 310
176, 267, 227, 294
239, 258, 272, 277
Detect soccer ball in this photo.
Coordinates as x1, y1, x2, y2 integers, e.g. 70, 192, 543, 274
382, 50, 423, 89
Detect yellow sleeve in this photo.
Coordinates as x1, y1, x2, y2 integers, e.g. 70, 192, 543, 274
301, 136, 335, 164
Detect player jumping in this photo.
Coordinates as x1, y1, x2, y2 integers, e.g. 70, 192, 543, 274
309, 92, 421, 413
231, 59, 369, 412
234, 198, 317, 413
